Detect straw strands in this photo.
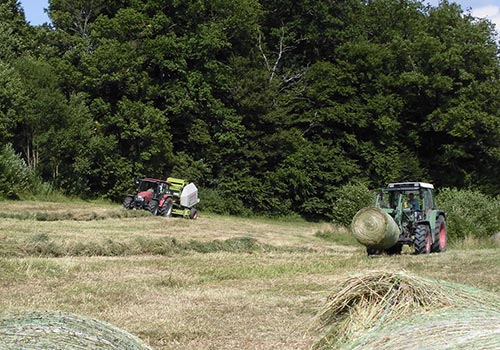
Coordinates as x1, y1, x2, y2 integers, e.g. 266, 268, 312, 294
348, 308, 500, 350
0, 311, 152, 350
313, 270, 500, 350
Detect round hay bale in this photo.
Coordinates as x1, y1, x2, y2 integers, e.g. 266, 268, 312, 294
0, 311, 152, 350
350, 207, 399, 249
312, 270, 500, 350
348, 308, 500, 350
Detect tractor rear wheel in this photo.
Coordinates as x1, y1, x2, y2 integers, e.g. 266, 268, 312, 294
415, 224, 431, 254
148, 199, 159, 215
123, 196, 133, 209
160, 198, 173, 217
431, 215, 447, 253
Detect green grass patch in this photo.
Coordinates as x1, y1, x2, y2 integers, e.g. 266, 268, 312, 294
196, 254, 358, 283
450, 235, 500, 250
0, 259, 66, 283
314, 229, 358, 246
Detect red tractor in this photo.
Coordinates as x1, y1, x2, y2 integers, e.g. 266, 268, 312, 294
123, 177, 199, 219
123, 178, 175, 216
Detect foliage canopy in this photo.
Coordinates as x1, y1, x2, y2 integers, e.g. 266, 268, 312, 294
1, 0, 500, 220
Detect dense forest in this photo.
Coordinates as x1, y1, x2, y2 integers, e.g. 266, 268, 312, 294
1, 0, 500, 219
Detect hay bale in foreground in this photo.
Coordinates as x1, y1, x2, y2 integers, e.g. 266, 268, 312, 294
351, 207, 399, 249
0, 311, 152, 350
312, 270, 500, 350
348, 308, 500, 350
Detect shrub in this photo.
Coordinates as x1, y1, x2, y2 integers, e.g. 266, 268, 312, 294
0, 144, 32, 199
197, 187, 253, 216
436, 188, 500, 241
330, 183, 373, 226
0, 144, 57, 200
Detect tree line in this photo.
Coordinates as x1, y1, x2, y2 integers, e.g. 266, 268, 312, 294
1, 0, 500, 220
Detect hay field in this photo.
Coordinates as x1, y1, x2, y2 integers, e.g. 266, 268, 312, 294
0, 200, 498, 349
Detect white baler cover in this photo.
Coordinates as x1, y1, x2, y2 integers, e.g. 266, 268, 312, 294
180, 183, 200, 208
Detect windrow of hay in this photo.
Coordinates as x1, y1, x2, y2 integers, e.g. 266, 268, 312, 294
312, 270, 500, 350
0, 310, 152, 350
0, 209, 148, 221
1, 235, 302, 258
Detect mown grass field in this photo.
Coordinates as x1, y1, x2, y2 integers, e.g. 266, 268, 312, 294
0, 200, 499, 349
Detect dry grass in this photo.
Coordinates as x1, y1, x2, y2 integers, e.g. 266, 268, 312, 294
0, 200, 499, 349
347, 308, 500, 350
312, 270, 500, 349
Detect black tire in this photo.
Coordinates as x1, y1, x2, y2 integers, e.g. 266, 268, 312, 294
148, 199, 159, 215
415, 224, 431, 254
189, 207, 198, 220
123, 196, 133, 209
431, 215, 447, 253
160, 198, 173, 217
385, 243, 403, 255
367, 247, 382, 256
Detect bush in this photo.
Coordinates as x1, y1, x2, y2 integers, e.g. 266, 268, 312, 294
330, 183, 374, 226
0, 144, 32, 199
198, 187, 253, 217
436, 188, 500, 241
0, 144, 65, 200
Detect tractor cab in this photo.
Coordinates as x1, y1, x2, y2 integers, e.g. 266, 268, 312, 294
136, 178, 169, 196
375, 182, 442, 248
376, 182, 435, 219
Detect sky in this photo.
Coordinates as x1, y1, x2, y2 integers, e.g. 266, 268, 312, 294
19, 0, 50, 25
17, 0, 500, 33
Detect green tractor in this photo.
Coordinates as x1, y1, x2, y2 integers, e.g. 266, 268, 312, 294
351, 182, 447, 255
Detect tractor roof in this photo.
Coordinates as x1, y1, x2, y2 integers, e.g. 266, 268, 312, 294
386, 182, 434, 191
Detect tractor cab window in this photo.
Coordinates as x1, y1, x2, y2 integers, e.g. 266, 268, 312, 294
386, 191, 398, 209
158, 183, 165, 194
376, 191, 390, 208
421, 189, 435, 210
376, 191, 400, 212
403, 191, 420, 211
139, 181, 157, 192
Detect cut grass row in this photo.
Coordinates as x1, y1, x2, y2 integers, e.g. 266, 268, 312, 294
0, 200, 499, 349
0, 233, 309, 258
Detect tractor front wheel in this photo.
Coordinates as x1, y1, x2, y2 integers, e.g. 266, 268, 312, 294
366, 247, 382, 256
148, 199, 159, 215
123, 196, 133, 209
415, 224, 431, 254
160, 198, 173, 217
385, 243, 402, 255
431, 215, 447, 253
